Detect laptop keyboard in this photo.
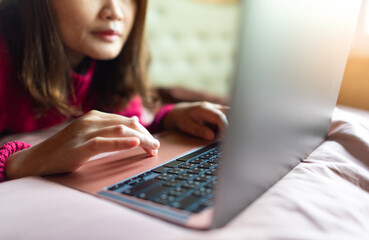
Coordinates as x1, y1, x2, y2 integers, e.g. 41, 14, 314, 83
107, 142, 222, 213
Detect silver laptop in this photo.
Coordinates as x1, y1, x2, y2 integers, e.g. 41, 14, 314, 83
47, 0, 362, 229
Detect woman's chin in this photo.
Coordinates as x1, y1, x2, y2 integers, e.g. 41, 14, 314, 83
91, 52, 121, 61
89, 46, 123, 61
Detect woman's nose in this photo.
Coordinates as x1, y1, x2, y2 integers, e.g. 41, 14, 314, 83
99, 0, 124, 21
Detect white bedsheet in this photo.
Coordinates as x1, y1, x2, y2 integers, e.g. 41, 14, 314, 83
0, 106, 368, 240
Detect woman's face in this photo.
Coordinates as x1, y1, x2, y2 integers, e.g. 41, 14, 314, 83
50, 0, 137, 67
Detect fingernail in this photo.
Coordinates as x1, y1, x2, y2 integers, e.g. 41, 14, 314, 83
131, 116, 139, 123
153, 139, 160, 149
151, 149, 158, 156
206, 131, 214, 140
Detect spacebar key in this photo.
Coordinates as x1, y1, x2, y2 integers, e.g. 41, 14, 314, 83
172, 195, 201, 210
139, 184, 169, 200
122, 178, 161, 195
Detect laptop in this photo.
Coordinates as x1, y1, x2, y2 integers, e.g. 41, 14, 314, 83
46, 0, 362, 229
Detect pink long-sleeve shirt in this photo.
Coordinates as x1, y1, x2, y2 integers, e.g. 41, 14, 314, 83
0, 28, 172, 135
0, 25, 173, 181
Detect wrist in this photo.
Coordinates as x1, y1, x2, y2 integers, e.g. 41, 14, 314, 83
5, 151, 24, 180
162, 107, 177, 130
5, 148, 33, 180
0, 141, 32, 181
150, 104, 175, 133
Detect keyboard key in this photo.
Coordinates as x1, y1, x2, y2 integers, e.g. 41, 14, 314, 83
176, 143, 219, 162
163, 178, 184, 187
137, 184, 169, 200
152, 194, 176, 205
198, 162, 215, 169
167, 187, 188, 197
189, 158, 204, 164
164, 160, 183, 168
193, 197, 214, 211
193, 175, 213, 183
178, 162, 197, 169
121, 178, 161, 195
192, 200, 213, 213
128, 176, 140, 181
128, 179, 145, 186
167, 167, 185, 175
182, 180, 202, 189
137, 171, 154, 179
171, 195, 201, 210
192, 204, 208, 213
187, 167, 203, 175
155, 172, 174, 181
204, 182, 214, 189
108, 182, 126, 191
177, 153, 203, 162
199, 154, 210, 159
204, 168, 217, 176
192, 187, 213, 198
208, 158, 220, 164
151, 166, 169, 174
175, 173, 195, 181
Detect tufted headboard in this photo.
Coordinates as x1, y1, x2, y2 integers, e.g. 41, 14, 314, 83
145, 0, 240, 97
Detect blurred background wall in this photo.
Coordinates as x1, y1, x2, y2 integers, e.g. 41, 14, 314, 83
338, 0, 369, 110
146, 0, 369, 110
145, 0, 240, 98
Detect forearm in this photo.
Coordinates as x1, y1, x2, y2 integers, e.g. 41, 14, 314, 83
5, 147, 44, 180
4, 110, 162, 181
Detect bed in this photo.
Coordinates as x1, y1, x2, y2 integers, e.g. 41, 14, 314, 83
0, 105, 368, 239
1, 0, 369, 237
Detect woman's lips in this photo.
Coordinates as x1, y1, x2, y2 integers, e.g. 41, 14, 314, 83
93, 30, 121, 42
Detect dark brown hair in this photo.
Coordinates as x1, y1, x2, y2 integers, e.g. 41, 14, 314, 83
0, 0, 151, 117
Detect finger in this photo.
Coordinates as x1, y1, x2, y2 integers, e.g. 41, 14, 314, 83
80, 137, 141, 159
84, 124, 160, 151
201, 102, 230, 115
89, 115, 155, 140
81, 112, 159, 155
178, 119, 215, 141
192, 108, 229, 133
211, 103, 229, 110
122, 119, 160, 156
218, 105, 231, 115
130, 116, 154, 139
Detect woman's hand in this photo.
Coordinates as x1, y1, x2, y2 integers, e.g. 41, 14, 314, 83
5, 110, 160, 179
162, 101, 229, 141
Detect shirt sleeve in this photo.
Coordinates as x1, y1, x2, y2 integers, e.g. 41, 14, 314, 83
146, 104, 175, 133
112, 95, 175, 134
0, 30, 10, 134
0, 141, 32, 182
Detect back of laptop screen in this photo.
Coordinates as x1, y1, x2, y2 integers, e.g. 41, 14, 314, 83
212, 0, 361, 228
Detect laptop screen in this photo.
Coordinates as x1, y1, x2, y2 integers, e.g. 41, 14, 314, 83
213, 0, 362, 227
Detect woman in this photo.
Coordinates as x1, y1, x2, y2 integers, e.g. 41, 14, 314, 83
0, 0, 228, 181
